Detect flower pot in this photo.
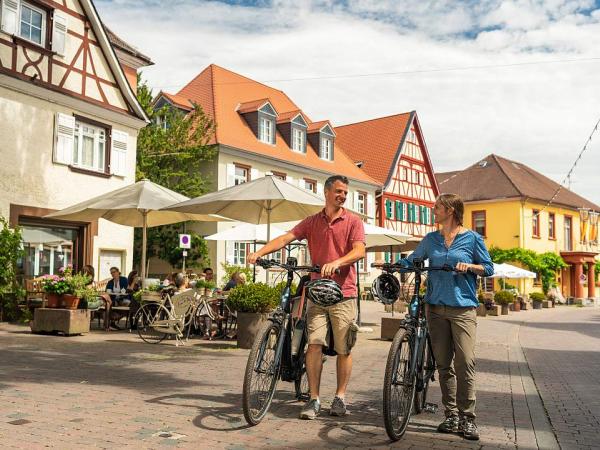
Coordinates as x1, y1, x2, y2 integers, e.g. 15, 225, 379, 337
61, 294, 80, 310
501, 304, 509, 315
532, 300, 543, 310
236, 312, 270, 349
512, 301, 521, 312
46, 293, 61, 308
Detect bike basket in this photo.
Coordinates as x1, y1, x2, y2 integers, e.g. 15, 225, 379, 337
305, 279, 343, 307
372, 273, 400, 305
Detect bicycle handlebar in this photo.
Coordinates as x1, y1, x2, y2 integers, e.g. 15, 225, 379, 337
256, 258, 341, 275
371, 262, 460, 274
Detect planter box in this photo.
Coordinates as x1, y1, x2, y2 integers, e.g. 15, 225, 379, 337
501, 304, 510, 315
542, 300, 552, 308
384, 302, 407, 314
509, 303, 521, 312
381, 317, 405, 341
487, 305, 501, 316
31, 308, 90, 336
476, 304, 487, 317
237, 312, 270, 349
532, 300, 543, 310
521, 301, 531, 311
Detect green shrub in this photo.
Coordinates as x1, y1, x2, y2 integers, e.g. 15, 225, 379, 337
220, 262, 253, 286
529, 292, 546, 302
477, 290, 485, 304
494, 290, 515, 305
226, 282, 280, 313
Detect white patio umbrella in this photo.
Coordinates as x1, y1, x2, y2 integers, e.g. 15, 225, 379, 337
204, 223, 289, 244
164, 175, 325, 242
490, 263, 536, 279
45, 179, 226, 280
363, 223, 413, 248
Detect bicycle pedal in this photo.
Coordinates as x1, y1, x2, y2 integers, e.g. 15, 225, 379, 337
423, 402, 438, 414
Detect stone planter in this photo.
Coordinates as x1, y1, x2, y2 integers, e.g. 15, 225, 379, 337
237, 312, 270, 349
521, 301, 530, 311
381, 317, 404, 340
532, 300, 543, 310
487, 305, 501, 316
510, 301, 521, 312
501, 304, 510, 315
542, 300, 552, 308
46, 293, 61, 308
384, 302, 407, 314
476, 304, 487, 317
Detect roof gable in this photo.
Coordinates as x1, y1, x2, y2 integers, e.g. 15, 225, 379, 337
162, 64, 377, 185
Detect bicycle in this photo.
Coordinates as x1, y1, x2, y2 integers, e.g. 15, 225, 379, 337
242, 257, 322, 426
372, 258, 458, 441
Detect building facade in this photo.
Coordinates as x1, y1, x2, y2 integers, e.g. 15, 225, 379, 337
437, 154, 599, 299
153, 64, 381, 282
0, 0, 150, 281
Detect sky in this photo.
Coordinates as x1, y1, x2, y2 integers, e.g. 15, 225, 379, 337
97, 0, 600, 206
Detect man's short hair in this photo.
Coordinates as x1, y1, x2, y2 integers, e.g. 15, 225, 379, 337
324, 175, 349, 191
203, 268, 213, 274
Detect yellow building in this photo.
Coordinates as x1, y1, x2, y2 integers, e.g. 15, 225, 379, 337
437, 154, 599, 299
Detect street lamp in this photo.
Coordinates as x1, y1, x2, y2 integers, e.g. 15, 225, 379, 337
578, 208, 590, 245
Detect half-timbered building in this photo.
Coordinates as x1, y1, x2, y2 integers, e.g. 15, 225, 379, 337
0, 0, 150, 281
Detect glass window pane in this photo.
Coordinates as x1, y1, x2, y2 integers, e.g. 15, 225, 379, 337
82, 135, 94, 167
31, 10, 42, 28
20, 23, 31, 39
97, 141, 105, 170
31, 26, 41, 44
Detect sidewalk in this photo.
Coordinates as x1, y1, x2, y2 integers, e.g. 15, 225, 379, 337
0, 303, 598, 449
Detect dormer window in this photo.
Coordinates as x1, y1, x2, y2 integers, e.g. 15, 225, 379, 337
259, 116, 273, 143
307, 121, 336, 161
321, 136, 332, 161
238, 99, 278, 145
292, 127, 305, 152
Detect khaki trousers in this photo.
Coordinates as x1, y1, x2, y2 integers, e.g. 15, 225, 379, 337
426, 304, 477, 418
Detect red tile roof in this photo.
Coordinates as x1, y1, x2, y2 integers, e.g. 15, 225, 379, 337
276, 110, 306, 124
162, 65, 378, 185
307, 120, 334, 134
237, 98, 273, 114
160, 92, 193, 111
436, 154, 600, 210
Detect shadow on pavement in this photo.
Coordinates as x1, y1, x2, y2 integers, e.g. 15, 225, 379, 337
503, 317, 600, 340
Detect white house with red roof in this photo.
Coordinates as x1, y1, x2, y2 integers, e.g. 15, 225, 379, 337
153, 64, 381, 280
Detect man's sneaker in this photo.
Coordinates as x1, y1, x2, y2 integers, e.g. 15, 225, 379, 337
330, 396, 347, 416
299, 398, 321, 420
459, 417, 480, 441
437, 414, 459, 433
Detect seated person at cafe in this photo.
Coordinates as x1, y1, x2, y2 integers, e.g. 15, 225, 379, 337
106, 267, 130, 306
173, 272, 190, 292
223, 271, 246, 291
203, 267, 214, 283
81, 264, 95, 286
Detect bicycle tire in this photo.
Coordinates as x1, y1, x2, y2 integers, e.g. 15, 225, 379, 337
243, 320, 282, 425
383, 327, 416, 441
136, 303, 169, 344
293, 353, 310, 401
414, 336, 433, 414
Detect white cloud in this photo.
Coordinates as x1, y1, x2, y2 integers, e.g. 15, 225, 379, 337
96, 0, 600, 205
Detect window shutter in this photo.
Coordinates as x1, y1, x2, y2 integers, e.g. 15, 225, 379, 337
366, 251, 375, 273
352, 191, 359, 212
286, 175, 294, 186
431, 209, 435, 225
1, 0, 18, 35
225, 241, 235, 264
52, 12, 67, 56
53, 113, 74, 165
385, 199, 392, 219
385, 251, 391, 263
409, 203, 415, 222
366, 194, 373, 217
110, 129, 128, 176
250, 168, 259, 181
316, 182, 324, 196
226, 163, 235, 187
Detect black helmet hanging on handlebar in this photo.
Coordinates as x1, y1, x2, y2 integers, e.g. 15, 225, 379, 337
372, 273, 400, 305
306, 279, 344, 307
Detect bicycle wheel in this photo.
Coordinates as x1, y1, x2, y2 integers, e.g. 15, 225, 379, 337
383, 327, 417, 441
414, 336, 434, 414
243, 320, 282, 425
136, 303, 169, 344
294, 354, 310, 401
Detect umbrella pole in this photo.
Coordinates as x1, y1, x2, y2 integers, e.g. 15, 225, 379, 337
253, 241, 257, 283
141, 210, 148, 281
265, 204, 271, 284
356, 260, 362, 326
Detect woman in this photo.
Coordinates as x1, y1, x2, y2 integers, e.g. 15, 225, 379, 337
223, 271, 246, 291
397, 193, 493, 441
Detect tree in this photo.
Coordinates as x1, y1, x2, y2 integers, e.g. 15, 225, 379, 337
134, 75, 217, 270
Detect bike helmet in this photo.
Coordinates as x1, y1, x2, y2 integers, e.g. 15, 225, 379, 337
372, 273, 400, 305
306, 279, 343, 307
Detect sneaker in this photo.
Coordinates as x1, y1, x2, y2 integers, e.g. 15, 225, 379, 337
437, 414, 459, 433
330, 396, 347, 416
459, 417, 480, 441
299, 398, 321, 420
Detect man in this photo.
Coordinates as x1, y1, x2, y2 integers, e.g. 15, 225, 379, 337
203, 267, 214, 282
248, 175, 365, 420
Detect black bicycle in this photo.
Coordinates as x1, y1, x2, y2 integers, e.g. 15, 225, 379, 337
242, 257, 320, 425
373, 258, 457, 441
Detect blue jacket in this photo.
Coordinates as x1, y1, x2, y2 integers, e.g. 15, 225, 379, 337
397, 230, 494, 308
106, 276, 128, 293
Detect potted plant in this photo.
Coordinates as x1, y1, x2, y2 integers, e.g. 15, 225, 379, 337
476, 291, 487, 317
40, 273, 71, 308
494, 290, 514, 315
529, 292, 545, 310
226, 283, 279, 349
60, 270, 88, 309
204, 281, 216, 297
139, 282, 162, 303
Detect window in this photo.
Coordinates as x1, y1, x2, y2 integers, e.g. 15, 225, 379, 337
233, 242, 247, 265
19, 223, 78, 277
19, 2, 46, 46
532, 209, 540, 237
271, 249, 283, 263
357, 192, 366, 215
72, 120, 107, 173
548, 213, 556, 239
271, 171, 286, 181
321, 137, 332, 160
415, 171, 421, 185
234, 165, 249, 185
400, 167, 407, 180
564, 216, 573, 251
259, 117, 274, 144
304, 179, 316, 193
472, 211, 486, 237
357, 258, 365, 272
292, 127, 305, 153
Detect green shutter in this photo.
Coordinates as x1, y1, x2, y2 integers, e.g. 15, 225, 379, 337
385, 199, 392, 219
431, 209, 435, 225
395, 201, 403, 221
385, 251, 391, 263
408, 203, 415, 223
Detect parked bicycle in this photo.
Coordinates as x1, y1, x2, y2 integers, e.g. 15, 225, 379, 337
242, 257, 321, 426
372, 258, 458, 441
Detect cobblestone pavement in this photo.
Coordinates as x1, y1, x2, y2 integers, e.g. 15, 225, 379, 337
0, 303, 598, 449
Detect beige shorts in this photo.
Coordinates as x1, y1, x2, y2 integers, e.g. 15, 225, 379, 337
306, 297, 357, 355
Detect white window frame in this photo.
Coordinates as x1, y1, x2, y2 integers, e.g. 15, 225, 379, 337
357, 192, 366, 215
72, 120, 106, 173
304, 179, 316, 193
19, 1, 46, 47
292, 127, 305, 153
321, 137, 332, 161
259, 116, 273, 144
234, 165, 248, 185
233, 242, 247, 265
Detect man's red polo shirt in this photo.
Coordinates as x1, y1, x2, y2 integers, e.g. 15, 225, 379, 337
291, 208, 365, 297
